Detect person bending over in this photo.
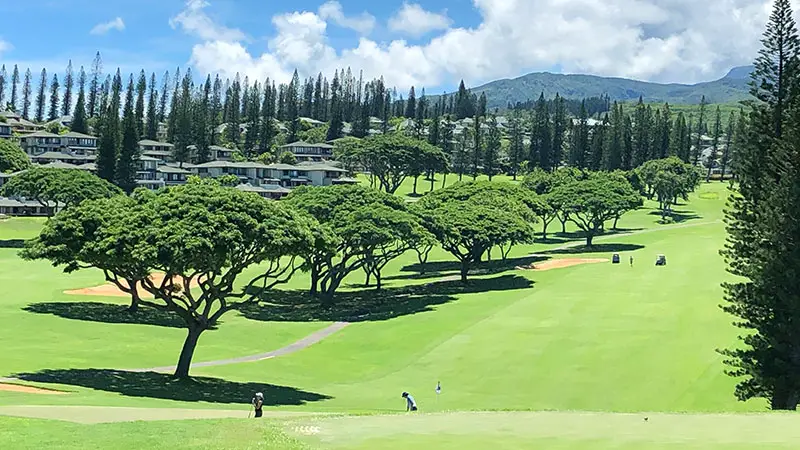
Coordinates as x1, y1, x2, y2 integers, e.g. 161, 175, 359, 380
402, 392, 418, 411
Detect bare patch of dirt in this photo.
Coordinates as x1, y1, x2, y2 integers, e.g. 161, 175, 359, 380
0, 383, 69, 395
64, 273, 200, 298
516, 258, 609, 272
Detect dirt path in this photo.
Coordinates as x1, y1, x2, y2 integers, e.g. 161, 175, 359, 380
0, 405, 325, 424
131, 322, 351, 373
0, 383, 68, 395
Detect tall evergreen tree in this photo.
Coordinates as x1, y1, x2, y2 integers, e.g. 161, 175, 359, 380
313, 73, 324, 120
70, 67, 88, 134
210, 75, 223, 145
471, 114, 482, 180
477, 92, 488, 117
48, 74, 60, 121
115, 76, 140, 193
88, 52, 102, 118
706, 106, 723, 181
225, 73, 241, 146
158, 70, 170, 122
145, 73, 159, 140
622, 113, 634, 170
243, 82, 261, 155
21, 69, 32, 120
258, 79, 276, 155
484, 114, 501, 180
135, 71, 147, 137
405, 86, 416, 118
286, 70, 300, 143
194, 76, 212, 164
0, 65, 6, 109
551, 94, 567, 169
301, 77, 314, 118
454, 80, 474, 119
632, 99, 652, 167
603, 102, 623, 170
530, 93, 552, 170
692, 96, 708, 165
10, 65, 20, 112
569, 101, 590, 169
34, 69, 48, 122
173, 70, 193, 165
670, 112, 688, 161
719, 111, 736, 181
588, 117, 608, 170
62, 61, 74, 116
509, 111, 526, 178
327, 72, 344, 141
720, 0, 800, 411
167, 68, 182, 143
96, 70, 122, 182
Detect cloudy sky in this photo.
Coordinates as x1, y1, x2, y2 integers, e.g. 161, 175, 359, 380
0, 0, 781, 92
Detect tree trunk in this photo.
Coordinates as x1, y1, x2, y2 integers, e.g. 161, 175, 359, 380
309, 264, 319, 296
364, 267, 372, 287
460, 259, 469, 283
430, 171, 435, 192
770, 386, 799, 411
706, 166, 712, 183
542, 220, 549, 240
585, 232, 594, 247
173, 326, 204, 379
442, 173, 447, 189
375, 270, 382, 291
127, 279, 141, 313
613, 215, 620, 230
486, 247, 492, 261
412, 176, 419, 195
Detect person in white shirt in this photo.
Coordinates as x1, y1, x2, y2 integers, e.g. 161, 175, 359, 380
402, 391, 418, 411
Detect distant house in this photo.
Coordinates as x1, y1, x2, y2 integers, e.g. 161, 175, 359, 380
135, 155, 165, 190
46, 115, 73, 129
192, 161, 272, 186
139, 139, 174, 163
157, 165, 192, 186
211, 145, 235, 162
279, 141, 334, 162
0, 197, 57, 216
19, 131, 98, 156
0, 123, 11, 139
0, 111, 42, 135
29, 151, 94, 165
235, 183, 292, 200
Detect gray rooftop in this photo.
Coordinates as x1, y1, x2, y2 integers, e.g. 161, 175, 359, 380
139, 139, 174, 147
280, 141, 334, 149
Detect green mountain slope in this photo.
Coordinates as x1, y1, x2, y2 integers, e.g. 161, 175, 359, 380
474, 66, 753, 108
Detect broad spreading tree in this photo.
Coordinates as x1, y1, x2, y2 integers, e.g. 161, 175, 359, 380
416, 182, 544, 282
1, 168, 121, 216
286, 184, 428, 303
550, 174, 641, 246
23, 181, 319, 378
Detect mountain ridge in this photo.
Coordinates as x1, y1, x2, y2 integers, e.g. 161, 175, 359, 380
470, 65, 754, 108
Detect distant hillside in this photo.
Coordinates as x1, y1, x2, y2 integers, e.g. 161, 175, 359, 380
472, 66, 754, 108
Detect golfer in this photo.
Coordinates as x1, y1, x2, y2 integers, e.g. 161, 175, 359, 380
630, 256, 634, 266
252, 392, 264, 418
402, 391, 418, 411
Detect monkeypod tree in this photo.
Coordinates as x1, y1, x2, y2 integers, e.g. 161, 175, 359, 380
416, 181, 545, 282
286, 184, 430, 303
550, 173, 642, 246
0, 140, 31, 174
635, 157, 701, 219
1, 167, 121, 217
23, 182, 319, 378
359, 134, 447, 194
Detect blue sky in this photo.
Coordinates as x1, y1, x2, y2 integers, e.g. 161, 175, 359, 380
0, 0, 771, 92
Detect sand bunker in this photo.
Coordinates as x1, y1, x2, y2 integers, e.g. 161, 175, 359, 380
64, 273, 200, 298
0, 383, 68, 395
517, 258, 609, 271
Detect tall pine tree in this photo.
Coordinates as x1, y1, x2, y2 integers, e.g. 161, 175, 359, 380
88, 52, 102, 118
71, 67, 88, 134
62, 61, 74, 116
10, 65, 20, 113
484, 114, 501, 180
97, 70, 122, 182
135, 71, 147, 137
116, 76, 140, 193
145, 73, 159, 140
48, 74, 60, 121
34, 69, 48, 122
720, 0, 800, 411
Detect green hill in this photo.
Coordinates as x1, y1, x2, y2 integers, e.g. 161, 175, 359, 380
474, 66, 753, 108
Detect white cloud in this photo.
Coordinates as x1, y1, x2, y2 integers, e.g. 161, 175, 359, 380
0, 39, 12, 56
388, 2, 452, 38
184, 0, 778, 92
90, 17, 126, 36
170, 0, 246, 42
318, 1, 376, 35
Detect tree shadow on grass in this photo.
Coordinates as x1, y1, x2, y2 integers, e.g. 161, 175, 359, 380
648, 210, 702, 224
395, 256, 550, 280
22, 302, 197, 329
14, 369, 331, 406
542, 243, 646, 255
241, 274, 534, 323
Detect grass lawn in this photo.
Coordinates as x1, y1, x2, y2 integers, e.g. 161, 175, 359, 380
3, 181, 795, 449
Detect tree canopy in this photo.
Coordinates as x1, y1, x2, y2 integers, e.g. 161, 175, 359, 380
359, 134, 447, 194
1, 168, 121, 216
0, 140, 31, 174
23, 182, 319, 378
416, 181, 545, 282
285, 184, 429, 303
549, 173, 641, 246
